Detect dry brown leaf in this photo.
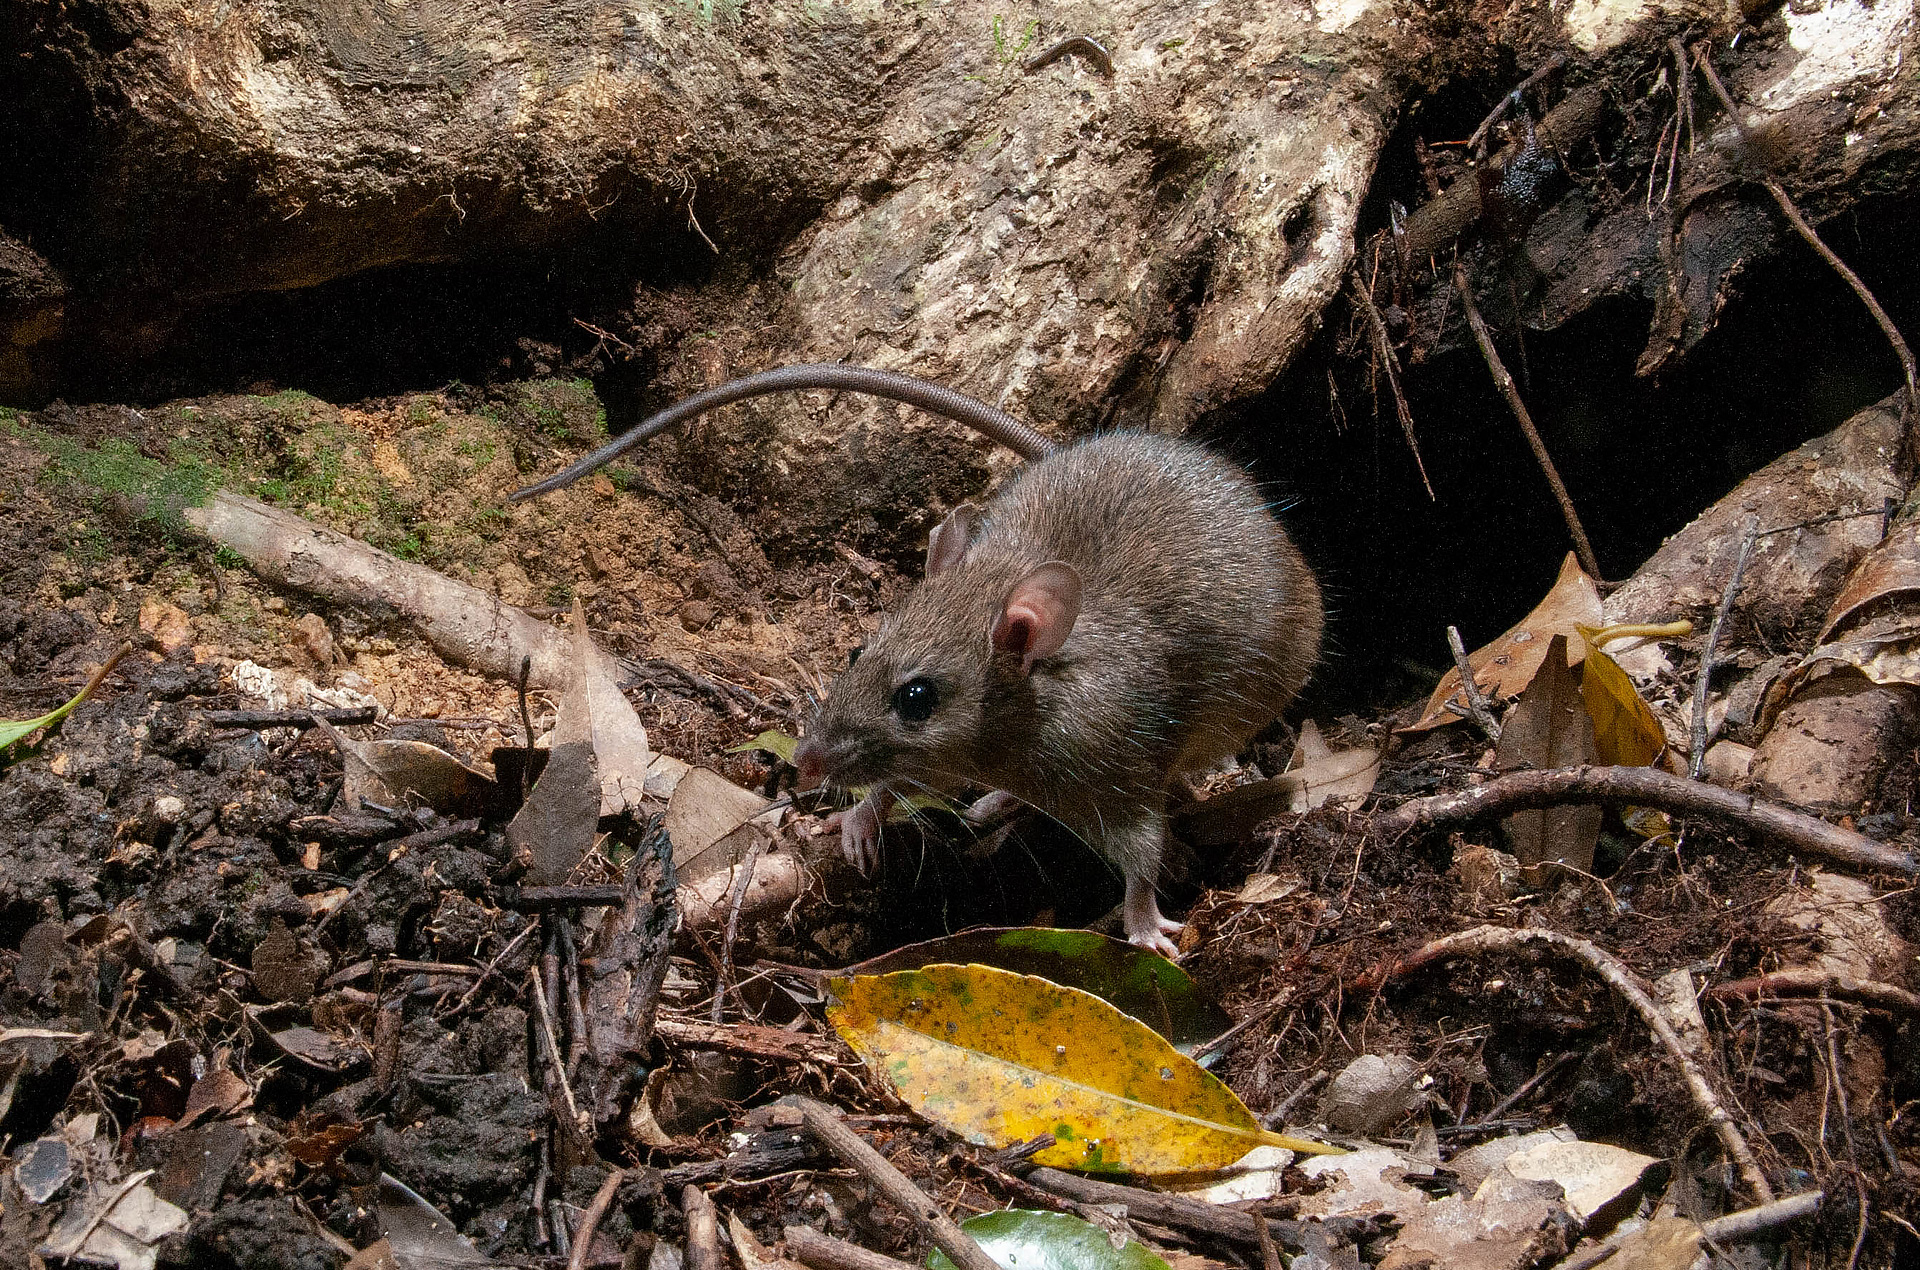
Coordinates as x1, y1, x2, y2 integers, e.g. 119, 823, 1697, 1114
1494, 634, 1601, 882
310, 717, 494, 816
177, 1069, 252, 1128
1281, 719, 1380, 811
663, 767, 774, 879
1820, 515, 1920, 641
1405, 553, 1603, 732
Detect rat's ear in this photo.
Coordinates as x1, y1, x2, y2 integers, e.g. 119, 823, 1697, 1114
925, 503, 980, 577
991, 561, 1082, 674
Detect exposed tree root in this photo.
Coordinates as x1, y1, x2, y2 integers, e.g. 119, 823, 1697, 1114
1351, 924, 1774, 1203
1374, 764, 1917, 878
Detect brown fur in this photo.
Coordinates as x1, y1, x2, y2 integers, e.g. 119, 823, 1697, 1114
800, 432, 1322, 919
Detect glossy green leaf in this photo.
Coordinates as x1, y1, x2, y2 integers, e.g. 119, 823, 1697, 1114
929, 1210, 1171, 1270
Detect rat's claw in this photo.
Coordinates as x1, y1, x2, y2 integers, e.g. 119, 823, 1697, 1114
962, 789, 1022, 826
1129, 926, 1183, 958
838, 791, 889, 873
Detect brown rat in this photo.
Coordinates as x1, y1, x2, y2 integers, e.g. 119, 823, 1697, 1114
512, 365, 1322, 955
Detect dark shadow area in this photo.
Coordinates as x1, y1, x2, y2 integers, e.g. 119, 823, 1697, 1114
57, 224, 721, 405
1252, 190, 1920, 719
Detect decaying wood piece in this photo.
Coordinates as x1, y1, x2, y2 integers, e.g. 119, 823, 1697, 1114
1353, 925, 1774, 1204
1024, 1167, 1376, 1252
576, 827, 680, 1128
1373, 764, 1917, 878
785, 1225, 920, 1270
184, 491, 576, 691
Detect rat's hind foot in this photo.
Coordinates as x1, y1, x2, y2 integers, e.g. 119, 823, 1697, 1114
1122, 874, 1184, 958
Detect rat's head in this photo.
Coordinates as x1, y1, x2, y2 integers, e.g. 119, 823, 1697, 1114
794, 504, 1082, 793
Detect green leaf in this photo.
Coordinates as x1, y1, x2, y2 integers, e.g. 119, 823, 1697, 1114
726, 729, 799, 764
929, 1210, 1172, 1270
1, 645, 130, 752
846, 928, 1231, 1057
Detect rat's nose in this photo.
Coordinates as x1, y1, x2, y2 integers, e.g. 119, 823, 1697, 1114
794, 738, 826, 789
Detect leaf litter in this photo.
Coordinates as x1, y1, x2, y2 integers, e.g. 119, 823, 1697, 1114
1, 384, 1911, 1270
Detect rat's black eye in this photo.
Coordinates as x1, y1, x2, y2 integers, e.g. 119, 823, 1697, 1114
891, 677, 939, 723
848, 646, 862, 667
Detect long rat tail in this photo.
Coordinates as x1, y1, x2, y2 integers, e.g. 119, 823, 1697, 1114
509, 363, 1054, 501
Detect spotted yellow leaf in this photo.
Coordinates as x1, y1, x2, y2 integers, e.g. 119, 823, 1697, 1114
827, 964, 1337, 1175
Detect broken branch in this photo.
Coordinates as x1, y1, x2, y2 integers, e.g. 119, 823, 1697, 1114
1707, 970, 1920, 1017
1453, 256, 1603, 580
1694, 44, 1918, 447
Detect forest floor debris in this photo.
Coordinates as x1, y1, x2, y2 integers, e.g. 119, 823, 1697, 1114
3, 380, 1917, 1269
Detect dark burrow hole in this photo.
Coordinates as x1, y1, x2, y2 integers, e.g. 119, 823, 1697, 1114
1238, 184, 1920, 718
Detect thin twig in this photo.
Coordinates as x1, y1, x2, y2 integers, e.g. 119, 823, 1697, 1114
795, 1098, 1002, 1270
530, 964, 589, 1136
1693, 43, 1918, 448
567, 1169, 628, 1270
1467, 54, 1567, 156
1373, 763, 1917, 878
1453, 256, 1603, 579
1483, 1050, 1577, 1121
1355, 924, 1773, 1202
1690, 516, 1759, 778
438, 922, 540, 1019
1445, 625, 1502, 741
713, 837, 770, 1024
1351, 275, 1434, 498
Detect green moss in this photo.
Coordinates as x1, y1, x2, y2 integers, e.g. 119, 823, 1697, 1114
252, 389, 321, 423
213, 545, 247, 570
33, 429, 223, 537
510, 378, 607, 445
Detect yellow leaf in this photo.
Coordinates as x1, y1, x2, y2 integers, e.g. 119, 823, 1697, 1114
1572, 629, 1666, 768
826, 964, 1336, 1175
1404, 553, 1602, 733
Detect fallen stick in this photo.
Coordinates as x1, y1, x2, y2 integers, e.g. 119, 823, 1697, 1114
1552, 1191, 1823, 1270
1700, 1190, 1824, 1241
795, 1098, 1000, 1270
1373, 764, 1917, 878
1453, 254, 1602, 580
1694, 45, 1917, 446
1351, 925, 1773, 1203
203, 706, 379, 729
682, 1184, 724, 1270
1707, 970, 1920, 1017
184, 491, 577, 691
568, 1169, 628, 1270
785, 1225, 920, 1270
1024, 1167, 1374, 1251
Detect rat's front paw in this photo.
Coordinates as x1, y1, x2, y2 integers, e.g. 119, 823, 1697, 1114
839, 795, 884, 873
961, 789, 1022, 826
